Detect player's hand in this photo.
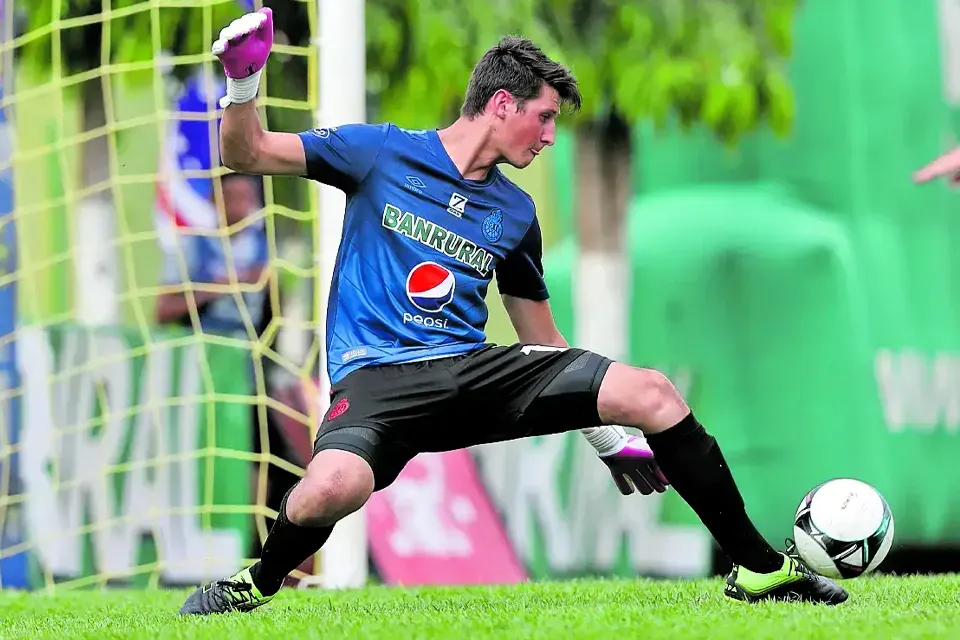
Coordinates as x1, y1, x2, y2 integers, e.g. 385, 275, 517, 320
212, 8, 274, 80
599, 436, 669, 496
913, 146, 960, 185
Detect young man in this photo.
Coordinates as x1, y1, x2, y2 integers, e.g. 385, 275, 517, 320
179, 8, 847, 615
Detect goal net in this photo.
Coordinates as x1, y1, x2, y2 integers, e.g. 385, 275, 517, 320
0, 0, 366, 590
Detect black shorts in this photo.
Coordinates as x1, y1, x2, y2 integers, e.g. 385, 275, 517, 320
313, 344, 613, 490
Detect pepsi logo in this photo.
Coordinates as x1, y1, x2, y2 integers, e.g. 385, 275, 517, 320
406, 261, 455, 313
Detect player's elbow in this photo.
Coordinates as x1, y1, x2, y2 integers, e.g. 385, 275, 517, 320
223, 130, 306, 176
220, 130, 264, 174
220, 146, 257, 173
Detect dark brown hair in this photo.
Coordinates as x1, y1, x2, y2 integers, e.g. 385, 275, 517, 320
460, 35, 581, 118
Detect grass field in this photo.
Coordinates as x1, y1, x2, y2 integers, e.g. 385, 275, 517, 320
2, 575, 960, 640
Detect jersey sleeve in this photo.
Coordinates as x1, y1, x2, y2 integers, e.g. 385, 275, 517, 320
296, 123, 390, 192
495, 216, 549, 300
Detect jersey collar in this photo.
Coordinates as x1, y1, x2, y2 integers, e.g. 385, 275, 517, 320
427, 129, 500, 188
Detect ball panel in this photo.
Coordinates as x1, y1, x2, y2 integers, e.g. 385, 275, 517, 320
794, 509, 864, 579
864, 510, 895, 574
809, 478, 886, 542
793, 526, 842, 579
795, 482, 823, 518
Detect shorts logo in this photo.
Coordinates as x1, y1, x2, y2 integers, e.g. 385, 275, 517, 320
406, 261, 455, 313
328, 397, 350, 420
482, 208, 504, 242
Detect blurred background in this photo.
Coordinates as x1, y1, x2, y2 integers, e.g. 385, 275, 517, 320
1, 0, 960, 591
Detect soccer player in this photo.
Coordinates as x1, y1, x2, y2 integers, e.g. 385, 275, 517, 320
178, 9, 848, 615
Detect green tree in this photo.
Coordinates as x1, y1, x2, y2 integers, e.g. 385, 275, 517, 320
368, 0, 795, 133
366, 0, 798, 352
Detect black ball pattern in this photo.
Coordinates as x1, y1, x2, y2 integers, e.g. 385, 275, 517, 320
795, 486, 894, 579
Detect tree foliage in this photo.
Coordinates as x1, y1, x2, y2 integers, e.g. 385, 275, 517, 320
19, 1, 315, 233
22, 0, 797, 143
20, 1, 313, 132
21, 1, 244, 79
367, 0, 799, 143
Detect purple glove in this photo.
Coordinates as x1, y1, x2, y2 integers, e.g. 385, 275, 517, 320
600, 436, 670, 496
212, 8, 274, 80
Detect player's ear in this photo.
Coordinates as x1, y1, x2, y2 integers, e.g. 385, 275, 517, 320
491, 89, 512, 119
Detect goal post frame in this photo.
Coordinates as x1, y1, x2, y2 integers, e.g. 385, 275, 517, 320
311, 0, 368, 590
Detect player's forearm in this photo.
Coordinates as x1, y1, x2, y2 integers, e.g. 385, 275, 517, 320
515, 326, 568, 348
220, 101, 265, 173
533, 335, 568, 348
155, 291, 219, 325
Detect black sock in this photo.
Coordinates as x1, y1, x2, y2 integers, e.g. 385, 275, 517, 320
646, 413, 784, 574
249, 484, 334, 596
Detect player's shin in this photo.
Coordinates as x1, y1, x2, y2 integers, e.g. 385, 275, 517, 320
249, 484, 334, 596
645, 413, 784, 574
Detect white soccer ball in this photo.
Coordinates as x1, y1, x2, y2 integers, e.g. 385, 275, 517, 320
792, 478, 895, 580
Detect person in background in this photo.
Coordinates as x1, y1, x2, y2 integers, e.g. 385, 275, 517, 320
155, 171, 300, 558
156, 173, 267, 329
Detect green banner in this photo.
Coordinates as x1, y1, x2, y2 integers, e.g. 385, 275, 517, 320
537, 182, 960, 559
15, 324, 252, 588
614, 0, 960, 549
525, 0, 960, 570
622, 184, 886, 547
472, 426, 712, 580
474, 241, 711, 579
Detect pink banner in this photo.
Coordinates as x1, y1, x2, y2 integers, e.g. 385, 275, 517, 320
367, 450, 528, 586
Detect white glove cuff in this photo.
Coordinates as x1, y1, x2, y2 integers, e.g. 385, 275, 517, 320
219, 70, 262, 109
581, 424, 630, 457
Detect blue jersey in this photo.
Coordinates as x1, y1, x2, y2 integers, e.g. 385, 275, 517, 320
298, 124, 548, 384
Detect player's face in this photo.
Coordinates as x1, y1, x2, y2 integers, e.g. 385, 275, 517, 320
500, 85, 559, 169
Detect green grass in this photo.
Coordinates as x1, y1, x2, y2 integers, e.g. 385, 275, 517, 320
1, 575, 959, 639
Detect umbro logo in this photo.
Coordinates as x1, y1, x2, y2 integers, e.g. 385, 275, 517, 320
404, 175, 426, 194
447, 192, 468, 218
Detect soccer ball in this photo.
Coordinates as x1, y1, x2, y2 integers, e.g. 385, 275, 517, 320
792, 478, 895, 579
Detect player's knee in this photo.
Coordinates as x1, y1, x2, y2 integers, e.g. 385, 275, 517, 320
597, 363, 689, 433
286, 450, 374, 527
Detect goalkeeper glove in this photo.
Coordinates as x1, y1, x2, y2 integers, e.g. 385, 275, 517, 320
212, 8, 274, 109
583, 426, 669, 496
